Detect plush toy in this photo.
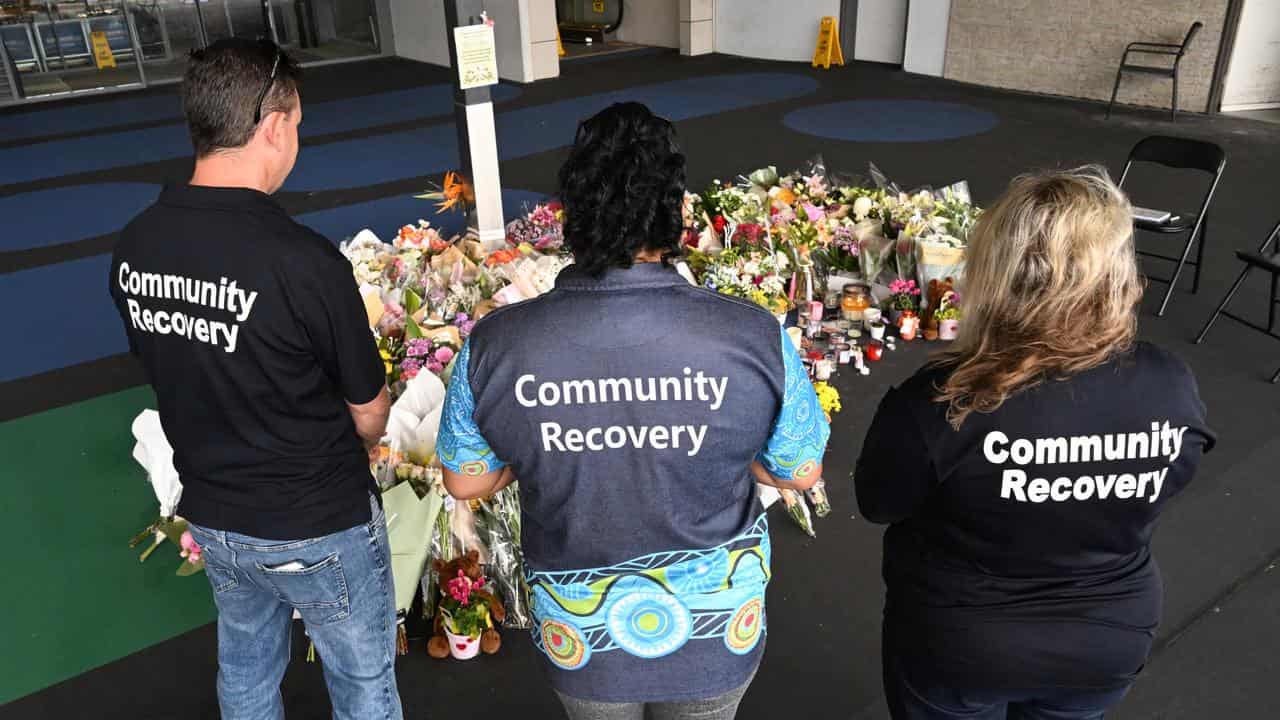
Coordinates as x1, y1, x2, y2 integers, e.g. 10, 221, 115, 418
426, 549, 505, 659
924, 277, 956, 341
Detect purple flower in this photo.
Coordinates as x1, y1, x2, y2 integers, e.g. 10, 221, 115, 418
400, 358, 423, 379
405, 339, 433, 358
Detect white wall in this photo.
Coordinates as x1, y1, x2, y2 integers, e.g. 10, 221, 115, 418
903, 0, 950, 76
1222, 0, 1280, 110
614, 0, 680, 48
715, 0, 840, 62
390, 0, 450, 66
374, 0, 397, 55
854, 0, 907, 64
388, 0, 557, 83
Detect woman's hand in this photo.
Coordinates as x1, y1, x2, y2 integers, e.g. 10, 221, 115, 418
751, 460, 821, 492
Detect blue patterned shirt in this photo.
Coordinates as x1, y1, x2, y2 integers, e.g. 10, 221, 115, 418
435, 263, 830, 702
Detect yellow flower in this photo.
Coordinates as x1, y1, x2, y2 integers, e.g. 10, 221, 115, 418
813, 381, 842, 415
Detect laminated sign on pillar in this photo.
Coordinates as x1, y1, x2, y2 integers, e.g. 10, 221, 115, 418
445, 1, 506, 252
453, 19, 499, 90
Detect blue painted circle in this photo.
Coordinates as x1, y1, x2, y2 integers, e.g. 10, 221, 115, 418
783, 100, 998, 142
606, 591, 692, 659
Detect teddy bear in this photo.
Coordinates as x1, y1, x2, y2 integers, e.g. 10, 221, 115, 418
923, 276, 956, 341
426, 549, 506, 658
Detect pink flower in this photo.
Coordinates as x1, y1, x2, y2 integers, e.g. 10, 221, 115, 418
889, 279, 921, 297
434, 346, 455, 365
447, 569, 486, 606
399, 358, 423, 379
802, 203, 825, 223
179, 530, 202, 565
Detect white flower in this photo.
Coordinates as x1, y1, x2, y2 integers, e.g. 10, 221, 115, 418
743, 261, 761, 276
852, 196, 874, 220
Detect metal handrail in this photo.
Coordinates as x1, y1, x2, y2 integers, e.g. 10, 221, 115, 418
0, 32, 21, 102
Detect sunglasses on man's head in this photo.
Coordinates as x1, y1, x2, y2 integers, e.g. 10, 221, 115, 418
252, 49, 282, 125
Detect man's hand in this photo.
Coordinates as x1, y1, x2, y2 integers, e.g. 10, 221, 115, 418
348, 386, 390, 450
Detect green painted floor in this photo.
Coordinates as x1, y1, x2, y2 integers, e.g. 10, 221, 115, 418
0, 388, 216, 704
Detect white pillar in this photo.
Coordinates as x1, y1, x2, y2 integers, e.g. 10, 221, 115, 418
680, 0, 714, 56
464, 100, 507, 250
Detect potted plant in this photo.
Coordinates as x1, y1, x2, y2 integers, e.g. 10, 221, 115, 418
438, 570, 494, 660
934, 292, 961, 341
886, 278, 921, 324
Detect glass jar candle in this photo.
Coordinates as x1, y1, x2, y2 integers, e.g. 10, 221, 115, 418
898, 310, 919, 341
840, 284, 871, 326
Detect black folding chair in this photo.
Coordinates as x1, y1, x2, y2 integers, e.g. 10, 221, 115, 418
1118, 136, 1225, 316
1196, 220, 1280, 384
1107, 22, 1202, 121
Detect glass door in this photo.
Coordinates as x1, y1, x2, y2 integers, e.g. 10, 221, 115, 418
201, 0, 270, 44
13, 1, 145, 99
2, 0, 381, 105
272, 0, 378, 63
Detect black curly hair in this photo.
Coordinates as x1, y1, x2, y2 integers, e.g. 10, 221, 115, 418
557, 102, 687, 276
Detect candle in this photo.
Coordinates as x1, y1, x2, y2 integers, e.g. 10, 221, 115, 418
815, 359, 834, 381
866, 341, 884, 362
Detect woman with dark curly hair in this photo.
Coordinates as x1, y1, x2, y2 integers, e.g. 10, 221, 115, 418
435, 102, 830, 719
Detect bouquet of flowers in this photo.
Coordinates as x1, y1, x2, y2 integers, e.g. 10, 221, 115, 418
439, 569, 493, 640
887, 278, 922, 312
854, 220, 894, 285
473, 486, 532, 629
505, 201, 566, 254
690, 247, 792, 317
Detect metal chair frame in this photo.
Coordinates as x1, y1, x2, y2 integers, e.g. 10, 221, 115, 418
1196, 220, 1280, 384
1107, 22, 1202, 121
1118, 135, 1226, 317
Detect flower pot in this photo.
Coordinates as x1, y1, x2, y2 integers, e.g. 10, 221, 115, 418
938, 319, 959, 341
887, 308, 903, 325
446, 629, 481, 660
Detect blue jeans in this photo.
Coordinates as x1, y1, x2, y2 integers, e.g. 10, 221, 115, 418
188, 495, 403, 720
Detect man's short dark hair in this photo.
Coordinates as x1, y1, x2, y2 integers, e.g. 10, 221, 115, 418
181, 38, 302, 157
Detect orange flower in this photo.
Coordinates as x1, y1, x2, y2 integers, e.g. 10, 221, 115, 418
483, 248, 521, 267
436, 171, 476, 215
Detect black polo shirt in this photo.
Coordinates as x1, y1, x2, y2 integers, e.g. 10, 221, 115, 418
109, 184, 385, 540
856, 342, 1214, 689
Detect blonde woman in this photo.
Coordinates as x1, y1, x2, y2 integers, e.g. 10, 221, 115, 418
855, 167, 1214, 720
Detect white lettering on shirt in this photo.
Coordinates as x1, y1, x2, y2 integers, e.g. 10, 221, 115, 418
986, 426, 1187, 505
117, 263, 258, 354
514, 372, 729, 458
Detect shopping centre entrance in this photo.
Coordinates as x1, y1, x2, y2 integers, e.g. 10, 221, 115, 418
0, 0, 381, 104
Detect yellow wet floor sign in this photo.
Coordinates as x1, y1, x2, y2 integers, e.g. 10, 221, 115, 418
812, 16, 844, 69
556, 26, 566, 57
91, 31, 116, 70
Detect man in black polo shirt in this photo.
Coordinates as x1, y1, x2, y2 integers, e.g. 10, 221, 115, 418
109, 39, 402, 719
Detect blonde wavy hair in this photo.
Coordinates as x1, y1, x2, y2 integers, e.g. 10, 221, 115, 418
934, 166, 1143, 428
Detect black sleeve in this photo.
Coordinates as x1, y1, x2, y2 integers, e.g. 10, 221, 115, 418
854, 386, 938, 524
108, 255, 139, 357
281, 252, 385, 405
